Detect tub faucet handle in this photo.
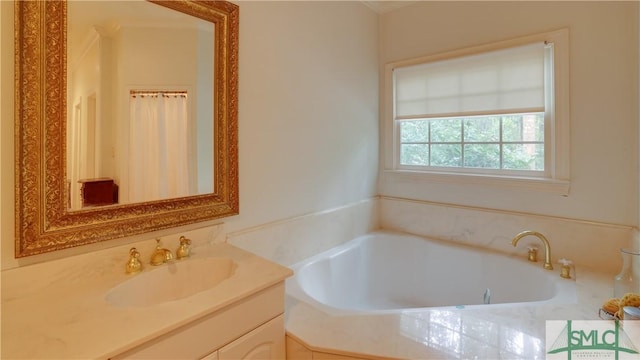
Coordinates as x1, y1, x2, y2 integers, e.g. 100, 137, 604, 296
559, 258, 572, 279
527, 246, 538, 262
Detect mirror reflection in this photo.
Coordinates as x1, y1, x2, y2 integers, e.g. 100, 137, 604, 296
15, 0, 238, 257
67, 1, 214, 210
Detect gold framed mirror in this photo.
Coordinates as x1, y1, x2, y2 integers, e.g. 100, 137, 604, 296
14, 0, 239, 257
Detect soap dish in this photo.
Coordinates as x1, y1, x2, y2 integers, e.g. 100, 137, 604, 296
599, 307, 617, 320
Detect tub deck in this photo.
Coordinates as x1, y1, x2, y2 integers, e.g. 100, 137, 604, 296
285, 239, 616, 359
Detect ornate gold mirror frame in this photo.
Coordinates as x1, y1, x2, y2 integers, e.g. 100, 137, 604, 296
14, 0, 239, 257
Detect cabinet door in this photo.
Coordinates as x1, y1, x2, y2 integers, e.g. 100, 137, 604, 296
218, 315, 285, 360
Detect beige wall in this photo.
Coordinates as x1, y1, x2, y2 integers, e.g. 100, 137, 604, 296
379, 1, 639, 227
3, 1, 639, 269
0, 1, 379, 268
224, 1, 380, 233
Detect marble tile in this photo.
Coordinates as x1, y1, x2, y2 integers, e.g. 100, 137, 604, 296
227, 198, 378, 266
379, 197, 634, 275
4, 194, 636, 359
285, 266, 621, 360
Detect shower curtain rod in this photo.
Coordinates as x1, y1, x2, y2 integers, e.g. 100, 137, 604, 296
130, 90, 188, 97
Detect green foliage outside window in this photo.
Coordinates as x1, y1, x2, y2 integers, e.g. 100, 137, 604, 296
399, 113, 544, 171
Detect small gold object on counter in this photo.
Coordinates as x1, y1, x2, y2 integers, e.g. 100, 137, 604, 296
150, 239, 173, 266
125, 247, 143, 274
511, 230, 553, 270
176, 236, 192, 260
527, 246, 538, 262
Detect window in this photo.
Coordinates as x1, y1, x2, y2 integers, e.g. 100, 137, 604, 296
399, 113, 544, 174
383, 29, 570, 194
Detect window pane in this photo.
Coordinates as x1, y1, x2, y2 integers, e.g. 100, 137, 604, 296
503, 143, 544, 170
464, 117, 500, 142
400, 120, 429, 143
431, 118, 461, 142
396, 112, 545, 173
431, 144, 461, 167
502, 113, 544, 142
464, 144, 500, 168
401, 144, 429, 166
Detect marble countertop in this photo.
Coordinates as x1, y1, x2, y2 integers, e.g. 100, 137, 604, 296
285, 266, 617, 359
2, 242, 293, 359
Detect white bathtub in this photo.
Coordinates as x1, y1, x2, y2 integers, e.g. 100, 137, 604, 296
286, 231, 576, 314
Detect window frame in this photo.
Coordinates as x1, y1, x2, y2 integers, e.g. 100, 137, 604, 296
382, 29, 570, 195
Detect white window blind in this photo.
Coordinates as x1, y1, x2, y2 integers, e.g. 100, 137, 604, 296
394, 42, 545, 119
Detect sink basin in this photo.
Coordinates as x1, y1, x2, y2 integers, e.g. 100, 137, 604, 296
106, 257, 237, 307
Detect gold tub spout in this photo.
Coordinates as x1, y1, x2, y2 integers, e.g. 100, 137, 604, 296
511, 230, 553, 270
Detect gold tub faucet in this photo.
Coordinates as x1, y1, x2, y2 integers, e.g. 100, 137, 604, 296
150, 238, 173, 266
511, 230, 553, 270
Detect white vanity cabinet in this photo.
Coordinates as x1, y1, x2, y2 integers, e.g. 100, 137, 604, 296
111, 283, 286, 360
205, 314, 285, 360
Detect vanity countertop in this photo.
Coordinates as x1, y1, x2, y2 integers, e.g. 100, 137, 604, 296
285, 266, 635, 359
1, 242, 293, 359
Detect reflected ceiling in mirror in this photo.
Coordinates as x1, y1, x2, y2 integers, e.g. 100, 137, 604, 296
14, 0, 239, 257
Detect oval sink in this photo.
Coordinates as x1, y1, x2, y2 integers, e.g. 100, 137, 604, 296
106, 257, 237, 307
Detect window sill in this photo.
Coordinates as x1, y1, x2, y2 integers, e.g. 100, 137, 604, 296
382, 170, 570, 196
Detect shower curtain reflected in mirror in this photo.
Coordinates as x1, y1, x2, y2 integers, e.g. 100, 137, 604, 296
128, 91, 191, 203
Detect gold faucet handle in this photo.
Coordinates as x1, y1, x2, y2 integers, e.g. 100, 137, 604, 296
125, 247, 143, 274
179, 236, 191, 246
176, 236, 192, 259
559, 258, 573, 279
527, 246, 538, 262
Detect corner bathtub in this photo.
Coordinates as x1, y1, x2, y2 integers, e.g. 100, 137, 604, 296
286, 231, 576, 314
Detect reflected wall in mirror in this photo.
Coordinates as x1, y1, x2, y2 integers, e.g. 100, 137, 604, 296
66, 1, 215, 209
14, 0, 239, 257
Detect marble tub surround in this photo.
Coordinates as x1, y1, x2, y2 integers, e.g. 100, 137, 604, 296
285, 266, 617, 359
228, 198, 378, 266
380, 196, 635, 275
1, 232, 292, 359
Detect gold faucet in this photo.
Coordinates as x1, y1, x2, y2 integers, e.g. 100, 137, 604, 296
150, 238, 173, 266
176, 236, 191, 260
511, 230, 553, 270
